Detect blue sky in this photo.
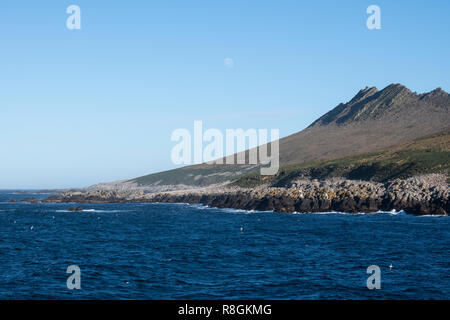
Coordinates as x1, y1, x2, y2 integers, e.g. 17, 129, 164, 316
1, 0, 449, 189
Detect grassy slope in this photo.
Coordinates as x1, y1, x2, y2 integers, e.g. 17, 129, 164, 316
233, 130, 450, 187
132, 164, 257, 187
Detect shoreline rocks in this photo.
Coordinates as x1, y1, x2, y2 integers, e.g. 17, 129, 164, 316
21, 197, 40, 204
43, 175, 449, 216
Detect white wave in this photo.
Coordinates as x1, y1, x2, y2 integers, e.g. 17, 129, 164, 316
178, 203, 263, 214
216, 207, 274, 214
190, 204, 210, 209
88, 209, 127, 213
220, 208, 253, 214
298, 209, 410, 216
294, 211, 360, 215
386, 209, 407, 216
55, 209, 126, 213
415, 214, 447, 218
85, 209, 127, 213
369, 209, 408, 216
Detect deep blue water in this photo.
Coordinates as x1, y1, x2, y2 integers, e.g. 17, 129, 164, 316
0, 190, 448, 299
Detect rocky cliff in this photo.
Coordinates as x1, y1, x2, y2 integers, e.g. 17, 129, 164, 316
45, 174, 449, 215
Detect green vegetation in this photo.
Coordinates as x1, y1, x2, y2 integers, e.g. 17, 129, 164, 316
132, 164, 257, 187
132, 130, 450, 188
233, 130, 450, 187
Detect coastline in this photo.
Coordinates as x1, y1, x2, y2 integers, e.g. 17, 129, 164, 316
43, 175, 449, 216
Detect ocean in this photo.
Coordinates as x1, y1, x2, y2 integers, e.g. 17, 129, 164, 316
0, 190, 448, 299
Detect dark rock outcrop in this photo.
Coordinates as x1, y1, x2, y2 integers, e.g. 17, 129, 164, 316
22, 197, 40, 204
44, 175, 449, 216
67, 206, 83, 212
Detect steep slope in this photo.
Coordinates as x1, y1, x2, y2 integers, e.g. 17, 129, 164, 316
129, 84, 450, 188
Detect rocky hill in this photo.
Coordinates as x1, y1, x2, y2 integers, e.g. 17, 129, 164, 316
98, 84, 450, 189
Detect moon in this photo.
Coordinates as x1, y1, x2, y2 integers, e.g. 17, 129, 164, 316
224, 58, 234, 69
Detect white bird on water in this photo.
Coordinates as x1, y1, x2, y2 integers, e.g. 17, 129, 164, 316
389, 263, 393, 271
30, 226, 34, 231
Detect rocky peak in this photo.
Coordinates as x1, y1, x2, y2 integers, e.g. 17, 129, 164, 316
308, 83, 449, 127
419, 87, 450, 109
420, 87, 449, 98
375, 83, 413, 103
349, 86, 379, 104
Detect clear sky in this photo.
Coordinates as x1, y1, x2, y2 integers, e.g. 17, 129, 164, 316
1, 0, 449, 189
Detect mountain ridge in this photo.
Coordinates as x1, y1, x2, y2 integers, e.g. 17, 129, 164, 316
309, 83, 449, 127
